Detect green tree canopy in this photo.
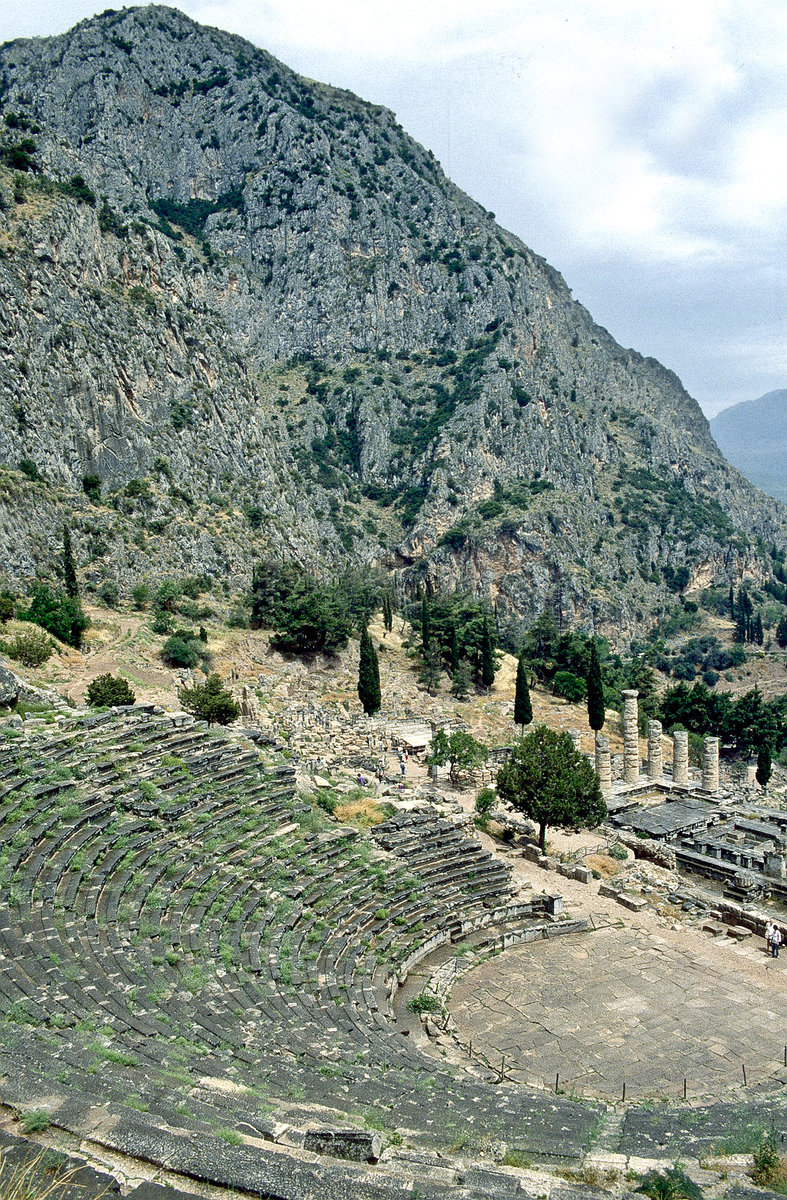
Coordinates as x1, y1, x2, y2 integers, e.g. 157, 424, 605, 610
179, 674, 240, 725
428, 728, 488, 784
357, 626, 381, 715
22, 584, 89, 649
496, 724, 606, 851
513, 654, 533, 728
86, 673, 136, 707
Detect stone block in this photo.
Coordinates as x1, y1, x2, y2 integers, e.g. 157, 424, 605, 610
726, 925, 752, 940
572, 865, 592, 884
598, 882, 620, 898
616, 893, 648, 912
304, 1128, 382, 1162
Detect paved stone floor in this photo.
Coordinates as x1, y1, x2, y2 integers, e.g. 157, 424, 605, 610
449, 926, 787, 1102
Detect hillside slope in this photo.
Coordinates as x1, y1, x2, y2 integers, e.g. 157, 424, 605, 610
0, 5, 785, 641
711, 389, 787, 506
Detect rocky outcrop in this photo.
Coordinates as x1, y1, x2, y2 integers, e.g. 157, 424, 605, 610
0, 6, 784, 638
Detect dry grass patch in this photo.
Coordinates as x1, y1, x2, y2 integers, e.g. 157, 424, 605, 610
584, 853, 624, 879
333, 797, 390, 828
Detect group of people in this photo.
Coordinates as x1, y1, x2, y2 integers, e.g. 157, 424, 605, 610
765, 919, 784, 958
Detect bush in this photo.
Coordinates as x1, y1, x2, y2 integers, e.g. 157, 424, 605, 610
406, 993, 441, 1014
161, 633, 203, 668
3, 627, 53, 667
178, 674, 240, 725
0, 597, 14, 623
475, 787, 496, 816
131, 582, 151, 610
552, 670, 587, 703
22, 584, 89, 649
98, 580, 120, 608
86, 674, 136, 707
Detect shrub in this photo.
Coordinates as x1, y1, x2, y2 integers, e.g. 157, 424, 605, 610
82, 474, 101, 502
19, 1109, 51, 1134
161, 634, 203, 668
98, 580, 120, 608
0, 597, 14, 623
475, 787, 496, 816
407, 993, 441, 1014
552, 670, 587, 703
86, 674, 136, 707
131, 582, 151, 609
4, 627, 54, 667
22, 584, 89, 649
178, 674, 239, 725
18, 459, 45, 482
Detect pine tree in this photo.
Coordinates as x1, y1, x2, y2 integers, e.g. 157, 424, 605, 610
357, 626, 381, 715
480, 616, 495, 689
586, 639, 605, 731
514, 654, 533, 728
62, 524, 78, 599
756, 742, 772, 790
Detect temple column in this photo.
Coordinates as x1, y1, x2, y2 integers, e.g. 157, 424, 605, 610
673, 730, 689, 786
702, 736, 720, 793
647, 719, 663, 781
622, 689, 640, 784
595, 733, 612, 799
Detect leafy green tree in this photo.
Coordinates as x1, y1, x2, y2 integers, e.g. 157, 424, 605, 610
427, 728, 488, 784
250, 561, 354, 654
131, 582, 151, 610
0, 597, 14, 624
514, 655, 533, 728
357, 626, 381, 715
586, 639, 605, 730
23, 584, 89, 649
155, 579, 182, 612
179, 674, 240, 725
86, 673, 136, 706
62, 525, 78, 598
479, 616, 495, 688
496, 724, 606, 851
756, 742, 772, 790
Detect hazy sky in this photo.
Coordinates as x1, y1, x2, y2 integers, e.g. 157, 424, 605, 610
3, 1, 787, 416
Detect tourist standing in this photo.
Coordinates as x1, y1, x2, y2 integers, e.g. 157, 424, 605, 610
772, 926, 782, 958
766, 919, 775, 955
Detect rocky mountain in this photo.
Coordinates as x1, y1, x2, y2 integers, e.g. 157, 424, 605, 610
710, 390, 787, 507
0, 4, 785, 641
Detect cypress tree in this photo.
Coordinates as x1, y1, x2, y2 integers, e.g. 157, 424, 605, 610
63, 524, 78, 598
756, 742, 772, 790
729, 585, 735, 619
514, 654, 533, 728
586, 639, 605, 731
357, 626, 381, 715
733, 610, 747, 644
754, 613, 764, 646
480, 616, 495, 688
382, 595, 393, 633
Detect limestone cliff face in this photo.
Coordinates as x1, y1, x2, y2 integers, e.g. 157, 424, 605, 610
0, 6, 784, 637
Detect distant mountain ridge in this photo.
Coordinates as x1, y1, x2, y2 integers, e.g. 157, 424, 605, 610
0, 5, 785, 642
711, 391, 787, 506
